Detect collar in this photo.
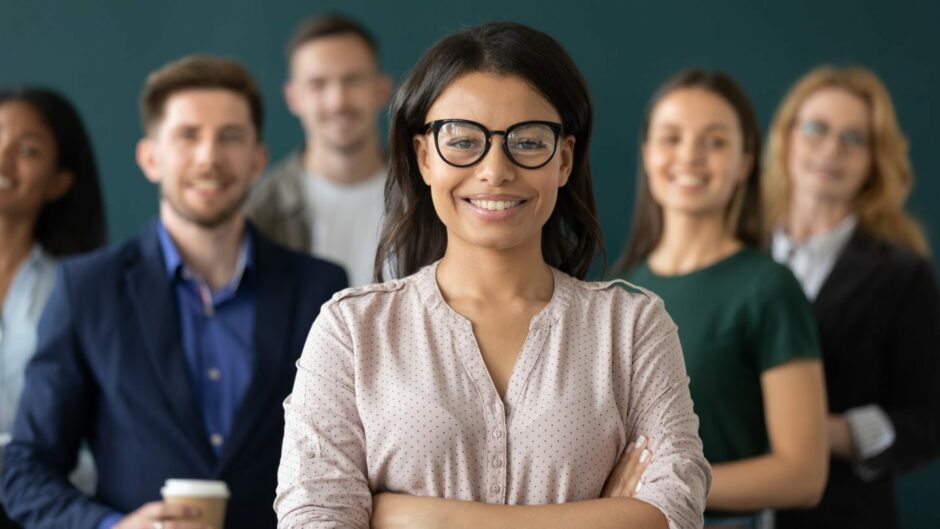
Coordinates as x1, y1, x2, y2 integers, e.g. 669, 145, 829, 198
156, 221, 254, 293
772, 214, 858, 261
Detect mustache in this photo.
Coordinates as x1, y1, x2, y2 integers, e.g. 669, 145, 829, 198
321, 108, 364, 121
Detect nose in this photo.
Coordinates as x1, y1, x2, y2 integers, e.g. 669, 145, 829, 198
193, 137, 221, 171
817, 130, 843, 157
324, 82, 350, 111
678, 137, 705, 166
475, 136, 516, 187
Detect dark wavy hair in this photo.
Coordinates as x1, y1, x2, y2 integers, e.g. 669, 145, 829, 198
0, 87, 107, 256
374, 21, 603, 281
615, 69, 762, 273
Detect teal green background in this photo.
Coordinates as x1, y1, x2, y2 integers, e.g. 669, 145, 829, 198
2, 1, 938, 526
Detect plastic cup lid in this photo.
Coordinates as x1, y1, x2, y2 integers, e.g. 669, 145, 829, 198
161, 479, 230, 498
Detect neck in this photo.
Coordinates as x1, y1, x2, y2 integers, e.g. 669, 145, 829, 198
305, 134, 383, 185
648, 211, 740, 276
786, 192, 854, 243
160, 205, 246, 290
436, 235, 554, 304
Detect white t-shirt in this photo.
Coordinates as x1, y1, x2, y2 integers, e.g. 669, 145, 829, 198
303, 169, 386, 287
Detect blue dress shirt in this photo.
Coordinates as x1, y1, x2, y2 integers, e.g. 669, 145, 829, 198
156, 222, 256, 459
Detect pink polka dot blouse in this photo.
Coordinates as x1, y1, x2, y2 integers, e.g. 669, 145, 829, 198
275, 261, 710, 529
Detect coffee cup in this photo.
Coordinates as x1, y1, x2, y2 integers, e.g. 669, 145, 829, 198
160, 479, 230, 529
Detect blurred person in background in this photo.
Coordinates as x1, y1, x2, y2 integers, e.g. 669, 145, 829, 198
765, 65, 940, 529
246, 13, 392, 286
0, 86, 106, 528
615, 70, 828, 529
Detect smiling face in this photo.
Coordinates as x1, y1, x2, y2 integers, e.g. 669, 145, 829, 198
413, 72, 574, 255
137, 88, 267, 229
285, 33, 390, 154
787, 87, 872, 206
643, 87, 752, 221
0, 100, 73, 224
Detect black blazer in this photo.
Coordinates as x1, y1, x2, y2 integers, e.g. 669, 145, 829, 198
2, 220, 348, 529
777, 228, 940, 529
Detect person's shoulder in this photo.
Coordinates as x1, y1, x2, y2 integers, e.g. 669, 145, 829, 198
254, 230, 348, 286
732, 246, 804, 298
858, 229, 931, 277
564, 271, 661, 312
58, 235, 142, 279
246, 151, 304, 208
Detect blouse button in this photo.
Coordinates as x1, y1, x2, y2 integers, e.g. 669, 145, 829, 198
493, 430, 502, 438
491, 484, 501, 494
493, 458, 503, 468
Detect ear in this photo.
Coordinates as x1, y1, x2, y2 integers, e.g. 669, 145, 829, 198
375, 73, 394, 108
557, 135, 576, 187
250, 143, 269, 187
43, 168, 74, 202
136, 137, 161, 185
284, 81, 301, 118
413, 134, 432, 186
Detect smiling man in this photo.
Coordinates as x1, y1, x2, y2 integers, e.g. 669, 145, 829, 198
1, 55, 347, 529
246, 14, 392, 286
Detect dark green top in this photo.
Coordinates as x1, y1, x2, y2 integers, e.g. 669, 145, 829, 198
621, 246, 820, 466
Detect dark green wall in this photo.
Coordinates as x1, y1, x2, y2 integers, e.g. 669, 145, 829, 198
2, 1, 938, 526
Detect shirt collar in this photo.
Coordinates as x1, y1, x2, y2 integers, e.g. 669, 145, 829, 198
156, 221, 255, 291
772, 214, 858, 261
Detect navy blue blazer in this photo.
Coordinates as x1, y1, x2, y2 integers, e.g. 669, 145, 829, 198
2, 220, 348, 529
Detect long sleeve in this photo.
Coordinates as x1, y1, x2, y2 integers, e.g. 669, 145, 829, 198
275, 299, 372, 529
2, 264, 118, 528
870, 258, 940, 473
625, 294, 711, 529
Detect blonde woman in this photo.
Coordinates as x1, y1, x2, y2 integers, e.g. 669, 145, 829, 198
764, 65, 940, 529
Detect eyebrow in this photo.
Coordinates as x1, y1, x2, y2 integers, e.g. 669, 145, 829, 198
0, 126, 51, 142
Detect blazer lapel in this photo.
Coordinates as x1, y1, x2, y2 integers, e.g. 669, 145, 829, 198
217, 234, 297, 470
125, 221, 213, 460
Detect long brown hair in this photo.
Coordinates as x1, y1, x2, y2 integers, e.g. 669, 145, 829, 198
374, 22, 604, 281
762, 65, 929, 257
615, 69, 763, 273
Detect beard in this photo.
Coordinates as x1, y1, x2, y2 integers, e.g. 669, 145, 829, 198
315, 108, 372, 154
160, 177, 250, 229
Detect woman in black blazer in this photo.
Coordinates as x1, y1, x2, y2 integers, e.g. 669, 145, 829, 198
762, 65, 940, 529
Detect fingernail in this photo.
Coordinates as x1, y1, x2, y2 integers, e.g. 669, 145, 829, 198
635, 480, 643, 494
634, 434, 647, 449
640, 449, 651, 463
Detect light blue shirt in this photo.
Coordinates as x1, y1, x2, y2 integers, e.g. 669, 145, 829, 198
1, 245, 97, 499
0, 245, 56, 458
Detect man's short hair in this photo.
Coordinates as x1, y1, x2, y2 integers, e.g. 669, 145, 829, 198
140, 55, 264, 138
286, 14, 379, 63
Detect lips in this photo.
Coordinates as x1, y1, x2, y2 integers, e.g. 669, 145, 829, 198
468, 198, 522, 211
673, 173, 707, 187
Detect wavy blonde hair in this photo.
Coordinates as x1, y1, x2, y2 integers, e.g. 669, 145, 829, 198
762, 65, 929, 256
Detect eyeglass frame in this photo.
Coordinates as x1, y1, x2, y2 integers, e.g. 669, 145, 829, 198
421, 118, 565, 169
793, 118, 870, 152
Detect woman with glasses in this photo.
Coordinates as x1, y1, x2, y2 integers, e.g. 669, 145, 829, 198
0, 87, 106, 527
765, 66, 940, 529
614, 70, 828, 528
276, 22, 709, 529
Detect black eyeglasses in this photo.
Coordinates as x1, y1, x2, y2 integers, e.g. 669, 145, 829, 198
422, 119, 563, 169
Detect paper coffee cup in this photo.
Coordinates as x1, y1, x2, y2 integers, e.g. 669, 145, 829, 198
161, 479, 230, 529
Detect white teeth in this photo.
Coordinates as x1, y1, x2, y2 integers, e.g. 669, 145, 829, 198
675, 174, 706, 187
0, 175, 13, 190
191, 179, 223, 191
469, 199, 522, 211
